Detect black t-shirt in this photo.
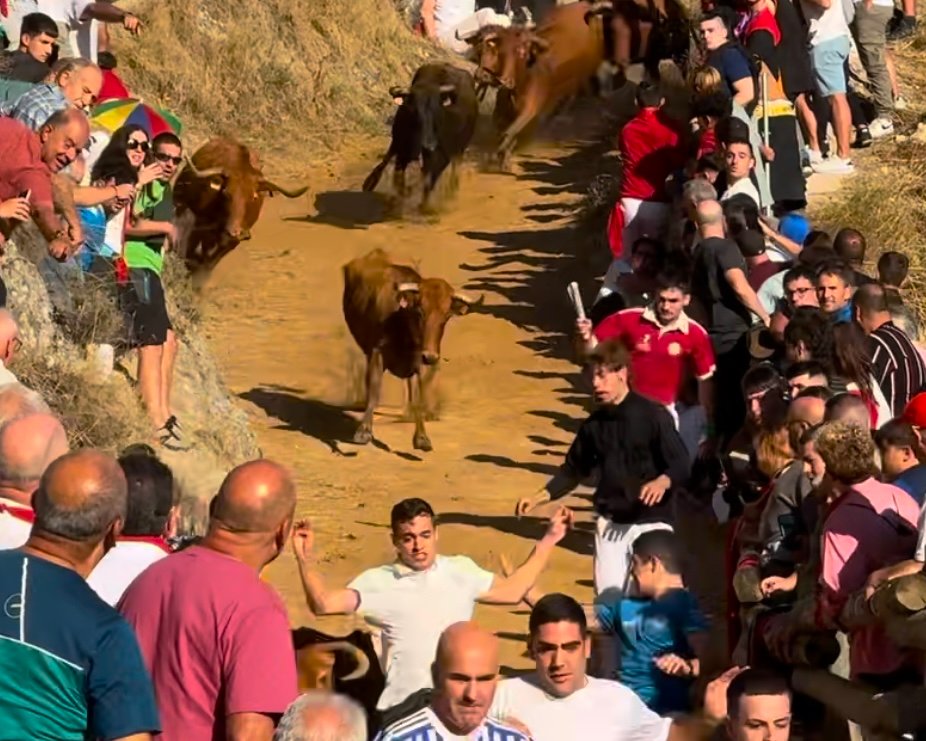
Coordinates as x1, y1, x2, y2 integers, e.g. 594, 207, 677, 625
562, 392, 690, 525
0, 51, 50, 83
691, 236, 752, 352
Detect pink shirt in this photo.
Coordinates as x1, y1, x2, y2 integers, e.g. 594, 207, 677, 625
118, 546, 297, 740
820, 478, 919, 677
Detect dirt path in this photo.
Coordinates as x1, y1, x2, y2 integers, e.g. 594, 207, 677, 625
201, 105, 844, 674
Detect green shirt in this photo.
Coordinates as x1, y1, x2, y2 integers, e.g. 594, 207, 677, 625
124, 180, 174, 274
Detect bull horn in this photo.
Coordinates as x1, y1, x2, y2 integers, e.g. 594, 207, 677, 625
388, 86, 409, 99
453, 290, 484, 306
439, 84, 456, 94
183, 158, 225, 179
397, 282, 420, 293
315, 641, 371, 682
259, 180, 309, 198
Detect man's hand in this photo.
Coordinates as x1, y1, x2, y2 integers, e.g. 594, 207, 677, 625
639, 476, 669, 506
48, 237, 71, 260
515, 491, 550, 518
114, 183, 136, 201
654, 653, 694, 677
138, 162, 164, 186
0, 197, 30, 222
576, 317, 593, 343
760, 145, 775, 162
703, 666, 748, 720
291, 520, 315, 563
541, 506, 574, 545
865, 566, 891, 599
761, 573, 797, 597
123, 12, 142, 34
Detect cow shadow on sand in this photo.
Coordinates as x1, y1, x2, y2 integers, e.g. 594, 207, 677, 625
239, 385, 423, 461
285, 190, 392, 230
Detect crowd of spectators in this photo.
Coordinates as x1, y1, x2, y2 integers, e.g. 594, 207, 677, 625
0, 0, 925, 740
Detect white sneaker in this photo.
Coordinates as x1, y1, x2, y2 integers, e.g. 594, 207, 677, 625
808, 149, 824, 165
870, 117, 895, 139
812, 156, 855, 174
895, 96, 909, 112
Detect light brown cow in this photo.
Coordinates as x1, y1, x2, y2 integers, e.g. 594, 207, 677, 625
342, 249, 481, 451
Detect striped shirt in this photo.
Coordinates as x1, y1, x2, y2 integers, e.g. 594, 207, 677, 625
375, 706, 531, 741
868, 321, 926, 417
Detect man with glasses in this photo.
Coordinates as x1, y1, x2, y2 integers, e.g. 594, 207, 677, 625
0, 57, 102, 130
123, 131, 184, 449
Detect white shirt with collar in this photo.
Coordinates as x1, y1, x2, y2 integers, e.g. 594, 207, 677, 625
87, 537, 171, 606
0, 495, 32, 550
0, 361, 17, 388
349, 554, 495, 709
720, 177, 761, 208
491, 674, 672, 741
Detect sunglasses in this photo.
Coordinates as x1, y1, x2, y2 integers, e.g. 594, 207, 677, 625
9, 337, 21, 353
127, 140, 150, 152
155, 153, 183, 165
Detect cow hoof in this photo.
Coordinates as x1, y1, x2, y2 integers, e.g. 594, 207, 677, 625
413, 433, 433, 452
353, 428, 373, 446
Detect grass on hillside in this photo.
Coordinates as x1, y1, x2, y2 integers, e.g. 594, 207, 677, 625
114, 0, 436, 170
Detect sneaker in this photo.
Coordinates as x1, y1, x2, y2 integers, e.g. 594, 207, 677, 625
808, 149, 824, 165
895, 95, 909, 112
888, 16, 917, 40
870, 117, 895, 139
854, 125, 873, 148
812, 156, 855, 174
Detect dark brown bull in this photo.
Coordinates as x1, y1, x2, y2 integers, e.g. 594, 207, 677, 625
292, 627, 384, 735
342, 248, 481, 452
173, 137, 309, 275
465, 3, 606, 167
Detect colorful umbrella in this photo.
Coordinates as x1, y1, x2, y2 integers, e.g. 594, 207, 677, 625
91, 98, 183, 138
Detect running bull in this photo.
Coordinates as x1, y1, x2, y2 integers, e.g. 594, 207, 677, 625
342, 248, 482, 452
173, 137, 308, 275
362, 63, 477, 211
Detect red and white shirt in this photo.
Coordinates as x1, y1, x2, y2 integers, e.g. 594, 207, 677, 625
593, 307, 716, 406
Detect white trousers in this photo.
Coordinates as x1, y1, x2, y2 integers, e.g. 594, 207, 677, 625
594, 517, 674, 597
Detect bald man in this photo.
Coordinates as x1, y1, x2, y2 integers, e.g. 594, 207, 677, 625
0, 450, 159, 740
691, 199, 769, 444
0, 412, 69, 548
376, 622, 530, 740
0, 309, 20, 386
0, 382, 50, 425
119, 459, 299, 741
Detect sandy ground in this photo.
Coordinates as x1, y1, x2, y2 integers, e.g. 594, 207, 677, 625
201, 101, 845, 676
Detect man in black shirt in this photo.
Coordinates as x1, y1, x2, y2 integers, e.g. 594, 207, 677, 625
0, 13, 57, 84
515, 340, 689, 599
690, 199, 769, 446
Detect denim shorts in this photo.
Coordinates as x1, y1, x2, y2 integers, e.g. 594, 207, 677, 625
810, 35, 850, 96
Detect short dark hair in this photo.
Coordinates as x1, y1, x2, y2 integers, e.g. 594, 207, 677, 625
691, 90, 731, 121
390, 498, 435, 532
586, 339, 630, 372
655, 271, 690, 293
785, 360, 828, 382
20, 12, 58, 39
878, 251, 909, 288
797, 244, 836, 269
118, 451, 175, 536
632, 529, 682, 575
795, 385, 833, 402
784, 308, 833, 367
727, 668, 791, 718
529, 593, 587, 637
695, 154, 723, 175
742, 363, 784, 397
630, 236, 665, 259
874, 419, 920, 452
816, 260, 854, 288
93, 158, 138, 187
735, 229, 766, 258
723, 194, 760, 238
783, 265, 816, 287
97, 50, 117, 70
152, 132, 182, 151
804, 230, 834, 251
853, 283, 890, 315
717, 116, 751, 148
834, 228, 866, 265
636, 82, 664, 108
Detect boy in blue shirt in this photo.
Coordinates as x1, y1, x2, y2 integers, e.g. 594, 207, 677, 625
593, 529, 709, 714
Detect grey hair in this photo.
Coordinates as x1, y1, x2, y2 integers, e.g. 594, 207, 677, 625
51, 56, 99, 77
0, 384, 49, 427
682, 177, 717, 206
33, 453, 127, 542
274, 692, 367, 741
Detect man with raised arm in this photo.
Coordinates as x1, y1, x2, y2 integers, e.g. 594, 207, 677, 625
292, 496, 572, 711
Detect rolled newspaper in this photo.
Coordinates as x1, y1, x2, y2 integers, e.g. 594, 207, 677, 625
567, 282, 586, 320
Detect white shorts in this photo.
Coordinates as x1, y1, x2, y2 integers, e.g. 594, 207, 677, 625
619, 198, 671, 263
594, 517, 673, 597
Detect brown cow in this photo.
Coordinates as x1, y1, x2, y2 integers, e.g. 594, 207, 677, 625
342, 248, 481, 452
173, 137, 309, 276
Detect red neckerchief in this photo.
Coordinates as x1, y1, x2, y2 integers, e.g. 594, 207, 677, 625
745, 7, 782, 45
118, 534, 172, 553
0, 502, 35, 523
0, 2, 8, 19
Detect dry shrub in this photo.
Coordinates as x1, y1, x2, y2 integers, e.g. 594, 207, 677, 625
60, 271, 128, 349
812, 142, 926, 324
160, 252, 200, 335
14, 354, 151, 451
114, 0, 435, 171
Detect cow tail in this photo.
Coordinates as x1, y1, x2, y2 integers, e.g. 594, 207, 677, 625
362, 145, 396, 192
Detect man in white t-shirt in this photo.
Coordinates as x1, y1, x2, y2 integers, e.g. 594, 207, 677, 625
0, 412, 69, 549
87, 447, 177, 605
292, 497, 572, 711
491, 593, 734, 741
719, 141, 761, 209
35, 0, 140, 61
420, 0, 476, 54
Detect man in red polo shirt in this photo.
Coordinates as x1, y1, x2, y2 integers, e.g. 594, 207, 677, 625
608, 82, 687, 273
579, 272, 716, 429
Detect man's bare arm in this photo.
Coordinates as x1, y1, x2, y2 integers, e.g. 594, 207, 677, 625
225, 712, 275, 741
292, 522, 361, 615
725, 267, 770, 325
